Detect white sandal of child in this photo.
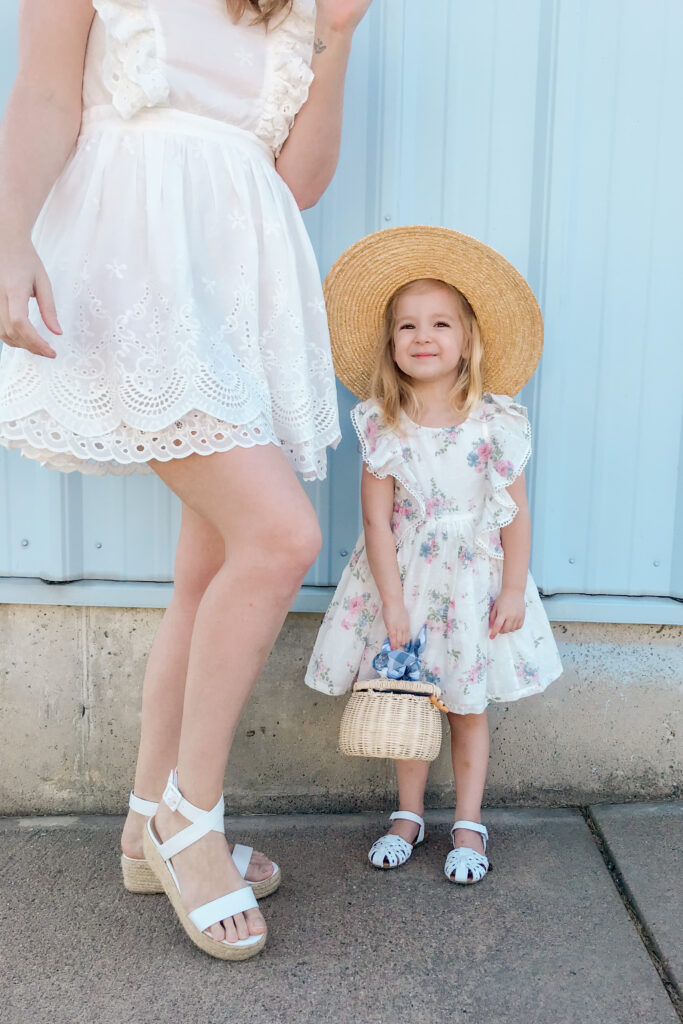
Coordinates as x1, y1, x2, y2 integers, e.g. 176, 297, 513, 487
122, 790, 281, 898
444, 819, 490, 884
143, 771, 266, 960
368, 811, 425, 869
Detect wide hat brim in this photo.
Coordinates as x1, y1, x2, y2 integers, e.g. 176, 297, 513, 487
324, 225, 543, 400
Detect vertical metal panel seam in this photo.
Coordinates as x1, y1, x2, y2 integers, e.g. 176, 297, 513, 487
584, 2, 622, 593
525, 0, 561, 581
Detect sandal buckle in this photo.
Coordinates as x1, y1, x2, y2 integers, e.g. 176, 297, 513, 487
163, 778, 182, 812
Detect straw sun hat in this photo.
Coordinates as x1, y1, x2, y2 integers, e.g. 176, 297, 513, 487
324, 225, 543, 400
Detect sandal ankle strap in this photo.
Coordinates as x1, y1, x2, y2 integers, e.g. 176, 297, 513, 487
451, 819, 488, 852
389, 810, 425, 844
129, 792, 159, 816
157, 770, 225, 862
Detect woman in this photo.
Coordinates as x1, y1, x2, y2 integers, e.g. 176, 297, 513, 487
0, 0, 371, 959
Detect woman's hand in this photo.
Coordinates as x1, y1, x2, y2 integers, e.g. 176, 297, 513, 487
489, 588, 526, 639
314, 0, 373, 36
0, 241, 60, 358
382, 600, 411, 651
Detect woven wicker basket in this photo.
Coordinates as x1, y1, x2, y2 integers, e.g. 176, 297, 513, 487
338, 678, 448, 762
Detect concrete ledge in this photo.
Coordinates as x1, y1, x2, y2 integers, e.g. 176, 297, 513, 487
0, 607, 681, 814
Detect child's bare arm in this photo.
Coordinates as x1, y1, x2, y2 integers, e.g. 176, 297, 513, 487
489, 472, 531, 638
0, 0, 94, 357
361, 466, 410, 648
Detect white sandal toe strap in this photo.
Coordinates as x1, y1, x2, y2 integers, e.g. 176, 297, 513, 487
188, 886, 257, 934
445, 847, 489, 883
231, 844, 253, 878
129, 792, 158, 816
369, 834, 413, 868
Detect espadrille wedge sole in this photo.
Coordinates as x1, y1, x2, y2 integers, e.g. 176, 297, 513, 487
121, 792, 162, 893
122, 851, 282, 897
142, 771, 266, 961
122, 791, 282, 897
121, 853, 163, 893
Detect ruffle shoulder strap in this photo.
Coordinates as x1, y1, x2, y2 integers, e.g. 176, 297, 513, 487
255, 0, 316, 156
471, 393, 532, 558
93, 0, 170, 119
350, 400, 426, 517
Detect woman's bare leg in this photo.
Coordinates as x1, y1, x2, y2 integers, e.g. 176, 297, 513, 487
148, 443, 321, 943
120, 503, 224, 860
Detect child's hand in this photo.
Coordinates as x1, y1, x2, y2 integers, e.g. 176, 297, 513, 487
489, 589, 526, 639
382, 600, 411, 650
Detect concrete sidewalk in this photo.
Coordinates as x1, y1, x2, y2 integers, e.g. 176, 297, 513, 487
1, 802, 681, 1024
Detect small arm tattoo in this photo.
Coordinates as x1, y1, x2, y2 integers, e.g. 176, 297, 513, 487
314, 37, 327, 54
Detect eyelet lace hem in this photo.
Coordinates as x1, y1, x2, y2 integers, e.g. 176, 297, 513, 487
93, 0, 170, 119
0, 408, 340, 481
256, 0, 315, 157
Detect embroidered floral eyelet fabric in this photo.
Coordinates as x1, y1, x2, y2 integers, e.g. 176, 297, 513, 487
0, 1, 339, 478
89, 0, 317, 153
92, 0, 170, 119
255, 0, 316, 156
305, 395, 563, 712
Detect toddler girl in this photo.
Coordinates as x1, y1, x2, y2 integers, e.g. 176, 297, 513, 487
306, 225, 563, 883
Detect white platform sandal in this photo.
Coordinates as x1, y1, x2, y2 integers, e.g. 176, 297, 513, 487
368, 811, 425, 869
143, 771, 267, 960
122, 790, 281, 898
444, 820, 490, 884
121, 793, 161, 893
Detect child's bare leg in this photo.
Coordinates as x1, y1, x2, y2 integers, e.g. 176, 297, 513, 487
387, 759, 430, 843
146, 443, 321, 943
447, 710, 490, 854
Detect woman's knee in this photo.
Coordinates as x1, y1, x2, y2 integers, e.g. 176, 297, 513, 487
247, 506, 322, 586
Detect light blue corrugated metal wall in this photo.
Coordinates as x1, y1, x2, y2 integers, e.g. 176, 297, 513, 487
1, 0, 682, 611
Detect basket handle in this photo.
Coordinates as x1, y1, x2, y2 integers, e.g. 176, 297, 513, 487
429, 695, 450, 714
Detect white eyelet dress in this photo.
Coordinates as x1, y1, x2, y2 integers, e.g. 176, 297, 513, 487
0, 0, 341, 479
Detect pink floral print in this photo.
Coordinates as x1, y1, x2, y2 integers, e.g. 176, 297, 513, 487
305, 393, 563, 713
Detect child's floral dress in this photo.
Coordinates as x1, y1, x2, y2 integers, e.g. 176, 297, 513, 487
305, 393, 562, 714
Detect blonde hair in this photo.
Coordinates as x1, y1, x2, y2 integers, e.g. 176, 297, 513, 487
226, 0, 292, 25
371, 278, 484, 430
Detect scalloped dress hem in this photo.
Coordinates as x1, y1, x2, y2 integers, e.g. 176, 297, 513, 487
0, 408, 341, 481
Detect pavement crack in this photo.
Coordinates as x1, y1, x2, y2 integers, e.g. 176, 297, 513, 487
581, 806, 683, 1022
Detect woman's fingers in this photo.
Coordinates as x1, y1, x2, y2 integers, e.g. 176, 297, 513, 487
3, 288, 57, 357
34, 262, 62, 336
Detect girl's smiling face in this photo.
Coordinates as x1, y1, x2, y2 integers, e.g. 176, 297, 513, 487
392, 283, 466, 386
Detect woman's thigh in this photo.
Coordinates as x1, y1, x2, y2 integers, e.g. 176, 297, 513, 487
151, 443, 321, 575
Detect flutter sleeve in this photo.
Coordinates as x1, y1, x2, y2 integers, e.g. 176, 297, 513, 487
93, 0, 170, 120
472, 393, 532, 558
350, 400, 426, 518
